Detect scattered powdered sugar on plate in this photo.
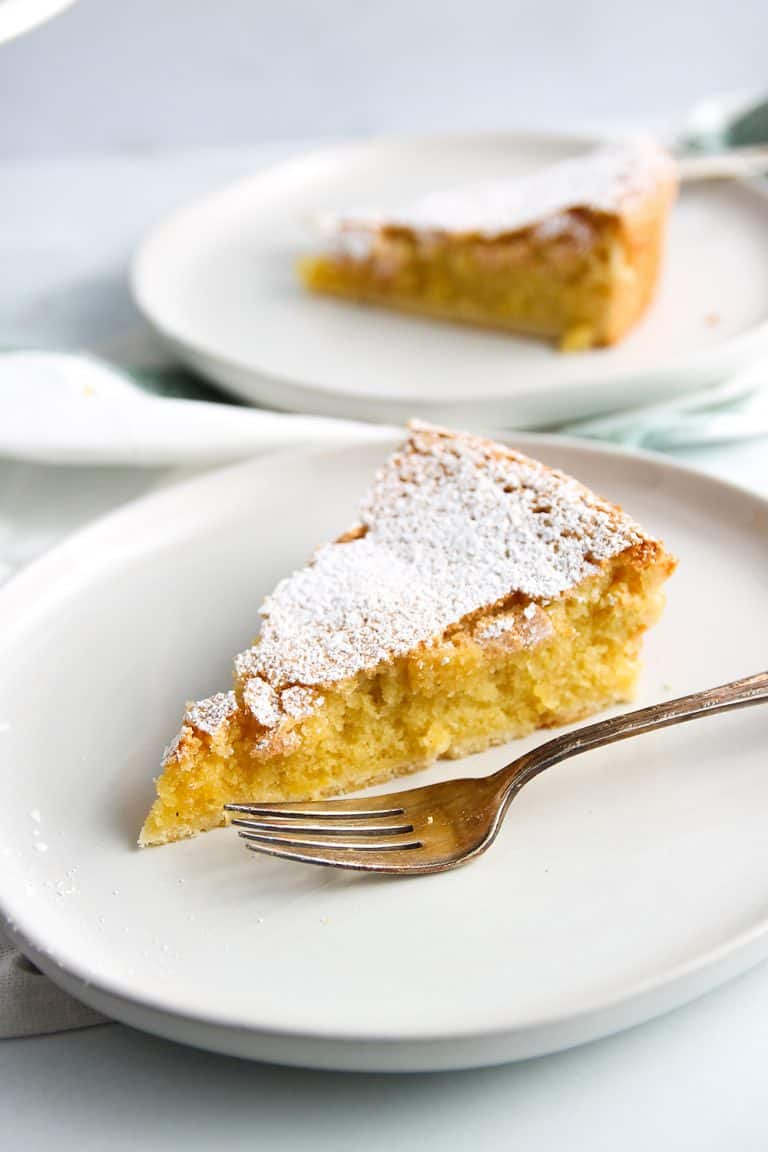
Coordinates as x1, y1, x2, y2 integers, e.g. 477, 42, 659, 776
44, 868, 80, 898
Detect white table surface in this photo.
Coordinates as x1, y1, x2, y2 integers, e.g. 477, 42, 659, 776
1, 146, 767, 1151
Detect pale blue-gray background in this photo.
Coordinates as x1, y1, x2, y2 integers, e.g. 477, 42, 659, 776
2, 5, 768, 1150
0, 0, 765, 155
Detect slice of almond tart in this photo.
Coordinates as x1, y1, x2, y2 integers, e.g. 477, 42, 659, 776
300, 139, 678, 350
140, 423, 676, 846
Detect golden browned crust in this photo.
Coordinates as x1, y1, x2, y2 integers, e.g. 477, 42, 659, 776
301, 162, 678, 349
141, 424, 677, 845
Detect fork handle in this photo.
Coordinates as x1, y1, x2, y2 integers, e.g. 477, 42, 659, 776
495, 671, 768, 799
677, 145, 768, 182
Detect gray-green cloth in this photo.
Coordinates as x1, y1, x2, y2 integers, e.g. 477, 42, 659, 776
126, 358, 768, 452
563, 360, 768, 450
0, 928, 106, 1038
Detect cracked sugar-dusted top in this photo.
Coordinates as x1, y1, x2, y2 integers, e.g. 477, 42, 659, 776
184, 691, 236, 734
242, 423, 652, 694
321, 138, 676, 246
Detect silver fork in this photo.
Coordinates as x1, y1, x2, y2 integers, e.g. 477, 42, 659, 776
225, 671, 768, 876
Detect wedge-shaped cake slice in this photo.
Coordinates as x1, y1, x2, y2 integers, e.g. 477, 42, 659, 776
140, 424, 675, 845
301, 139, 677, 350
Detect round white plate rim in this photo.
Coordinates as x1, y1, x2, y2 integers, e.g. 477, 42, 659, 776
1, 433, 767, 1070
131, 131, 768, 426
4, 909, 768, 1070
0, 0, 78, 45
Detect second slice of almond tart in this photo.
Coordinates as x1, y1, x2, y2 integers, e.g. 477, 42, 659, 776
140, 423, 675, 845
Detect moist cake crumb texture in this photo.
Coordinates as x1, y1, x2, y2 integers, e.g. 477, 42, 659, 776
141, 423, 676, 846
246, 422, 643, 695
301, 140, 677, 350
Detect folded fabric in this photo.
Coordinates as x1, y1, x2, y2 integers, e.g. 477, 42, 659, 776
0, 926, 106, 1039
562, 356, 768, 449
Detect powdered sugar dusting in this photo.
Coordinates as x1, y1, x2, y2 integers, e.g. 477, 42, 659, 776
322, 138, 675, 248
185, 691, 236, 735
244, 424, 647, 690
243, 677, 281, 728
476, 615, 520, 641
234, 648, 259, 681
161, 731, 184, 765
475, 604, 554, 649
281, 685, 323, 719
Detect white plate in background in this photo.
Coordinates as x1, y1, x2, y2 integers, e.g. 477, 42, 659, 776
0, 0, 77, 44
133, 134, 768, 426
0, 435, 767, 1070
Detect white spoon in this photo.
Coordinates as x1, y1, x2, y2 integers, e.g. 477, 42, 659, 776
0, 352, 398, 466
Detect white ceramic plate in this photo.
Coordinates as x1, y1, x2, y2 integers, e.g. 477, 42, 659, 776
1, 435, 767, 1072
132, 134, 768, 427
0, 0, 77, 45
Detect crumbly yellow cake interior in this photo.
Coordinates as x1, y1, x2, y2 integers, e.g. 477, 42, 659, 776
301, 212, 662, 351
140, 551, 669, 846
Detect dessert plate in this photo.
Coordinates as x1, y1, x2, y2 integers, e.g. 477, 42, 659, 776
132, 133, 768, 427
1, 435, 768, 1071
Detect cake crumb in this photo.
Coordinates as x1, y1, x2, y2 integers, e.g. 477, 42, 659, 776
705, 311, 720, 327
237, 425, 647, 692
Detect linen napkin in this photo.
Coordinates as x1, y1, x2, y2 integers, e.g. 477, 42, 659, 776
0, 934, 106, 1038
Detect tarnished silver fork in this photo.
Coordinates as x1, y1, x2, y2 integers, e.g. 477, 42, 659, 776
225, 671, 768, 876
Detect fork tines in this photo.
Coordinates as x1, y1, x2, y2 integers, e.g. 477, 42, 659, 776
223, 801, 422, 861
